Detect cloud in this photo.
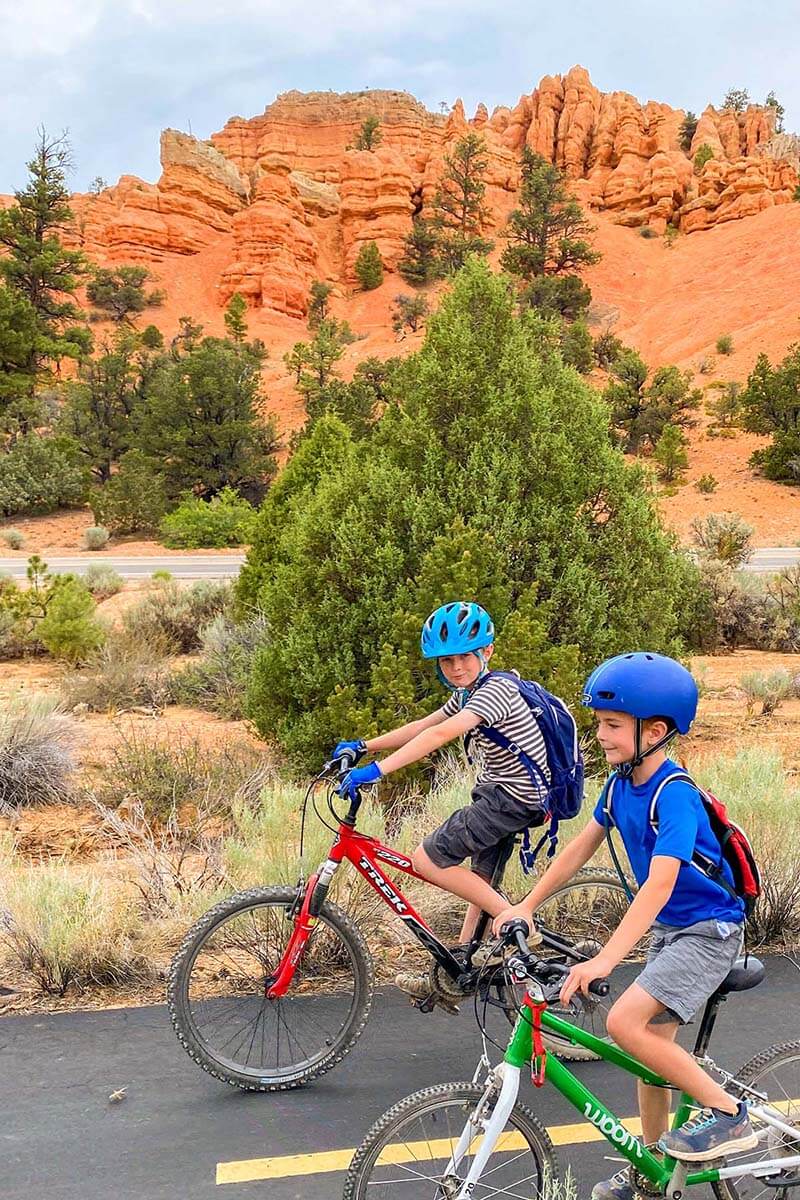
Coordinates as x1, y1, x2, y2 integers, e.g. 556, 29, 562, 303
1, 0, 798, 193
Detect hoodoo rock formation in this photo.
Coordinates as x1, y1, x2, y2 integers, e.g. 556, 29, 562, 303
64, 67, 798, 318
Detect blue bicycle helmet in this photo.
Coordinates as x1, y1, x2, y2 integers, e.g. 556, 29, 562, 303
420, 602, 495, 658
582, 652, 698, 775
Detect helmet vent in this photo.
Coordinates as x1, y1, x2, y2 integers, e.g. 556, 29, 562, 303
597, 690, 616, 699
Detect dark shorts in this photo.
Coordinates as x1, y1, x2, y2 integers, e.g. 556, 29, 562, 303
422, 782, 546, 880
638, 918, 744, 1024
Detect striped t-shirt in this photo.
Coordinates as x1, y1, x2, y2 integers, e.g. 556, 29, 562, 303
442, 672, 550, 805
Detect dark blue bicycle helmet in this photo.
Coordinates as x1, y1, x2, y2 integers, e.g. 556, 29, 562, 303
420, 602, 495, 658
582, 652, 698, 775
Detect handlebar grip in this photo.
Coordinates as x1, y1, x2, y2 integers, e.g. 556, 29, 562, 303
589, 978, 610, 998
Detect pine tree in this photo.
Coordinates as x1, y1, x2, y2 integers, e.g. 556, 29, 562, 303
679, 112, 698, 153
283, 318, 356, 418
0, 129, 88, 364
134, 336, 277, 499
501, 147, 599, 316
354, 241, 383, 290
654, 424, 689, 482
432, 133, 493, 272
392, 293, 429, 334
721, 87, 750, 112
308, 280, 332, 329
0, 283, 39, 433
87, 266, 165, 323
243, 259, 696, 767
397, 218, 440, 286
60, 330, 141, 482
223, 292, 248, 343
354, 116, 382, 151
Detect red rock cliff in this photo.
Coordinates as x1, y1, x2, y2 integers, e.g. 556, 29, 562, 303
66, 67, 798, 317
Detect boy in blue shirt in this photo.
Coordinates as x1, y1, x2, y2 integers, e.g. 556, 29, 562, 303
495, 652, 756, 1196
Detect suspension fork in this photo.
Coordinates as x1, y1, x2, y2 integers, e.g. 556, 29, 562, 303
266, 858, 341, 999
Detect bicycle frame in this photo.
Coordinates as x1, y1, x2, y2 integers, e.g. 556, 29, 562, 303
268, 811, 602, 1001
268, 820, 465, 999
444, 995, 800, 1199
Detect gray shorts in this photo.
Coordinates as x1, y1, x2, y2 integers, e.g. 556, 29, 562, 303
422, 782, 546, 880
637, 918, 744, 1024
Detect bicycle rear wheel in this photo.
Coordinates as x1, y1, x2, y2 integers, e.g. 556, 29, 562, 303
343, 1081, 558, 1199
532, 870, 643, 1062
167, 886, 374, 1091
714, 1040, 800, 1200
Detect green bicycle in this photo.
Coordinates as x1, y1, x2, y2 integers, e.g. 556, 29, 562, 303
344, 920, 800, 1200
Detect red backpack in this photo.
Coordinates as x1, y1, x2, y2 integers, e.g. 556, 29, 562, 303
603, 770, 761, 917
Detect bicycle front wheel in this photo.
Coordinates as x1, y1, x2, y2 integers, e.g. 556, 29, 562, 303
714, 1040, 800, 1200
167, 885, 374, 1091
343, 1081, 558, 1199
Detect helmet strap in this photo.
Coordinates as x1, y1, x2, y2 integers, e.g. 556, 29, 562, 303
618, 718, 679, 779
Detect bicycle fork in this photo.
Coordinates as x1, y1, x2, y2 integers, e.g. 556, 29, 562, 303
266, 858, 341, 999
444, 1063, 522, 1199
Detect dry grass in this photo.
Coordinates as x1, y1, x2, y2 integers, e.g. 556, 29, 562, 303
0, 697, 77, 813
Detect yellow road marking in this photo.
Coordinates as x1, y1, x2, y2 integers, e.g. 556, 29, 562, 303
215, 1096, 800, 1184
215, 1113, 644, 1184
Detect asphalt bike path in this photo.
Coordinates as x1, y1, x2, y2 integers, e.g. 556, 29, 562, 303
0, 547, 795, 581
0, 956, 797, 1200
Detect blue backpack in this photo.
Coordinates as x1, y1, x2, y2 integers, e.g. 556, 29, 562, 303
466, 671, 584, 872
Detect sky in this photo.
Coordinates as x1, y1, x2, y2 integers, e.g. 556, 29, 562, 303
2, 0, 798, 193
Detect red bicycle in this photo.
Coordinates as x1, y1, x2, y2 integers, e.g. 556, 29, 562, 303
167, 754, 631, 1091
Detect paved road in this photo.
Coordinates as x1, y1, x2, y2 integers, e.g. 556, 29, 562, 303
748, 548, 800, 573
0, 957, 797, 1200
0, 547, 796, 582
0, 554, 246, 580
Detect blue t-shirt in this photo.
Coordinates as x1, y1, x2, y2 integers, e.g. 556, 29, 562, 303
592, 758, 745, 928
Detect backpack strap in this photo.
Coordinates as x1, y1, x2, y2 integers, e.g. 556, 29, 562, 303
601, 775, 636, 902
648, 772, 742, 908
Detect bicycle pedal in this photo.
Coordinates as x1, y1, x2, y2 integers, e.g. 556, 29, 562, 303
411, 993, 460, 1016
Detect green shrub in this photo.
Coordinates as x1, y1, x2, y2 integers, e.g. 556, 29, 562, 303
159, 487, 256, 549
663, 225, 680, 248
694, 144, 715, 171
695, 473, 718, 494
2, 528, 24, 549
171, 612, 267, 719
0, 435, 86, 517
740, 669, 793, 717
82, 525, 109, 551
716, 333, 734, 355
392, 293, 430, 334
90, 449, 167, 536
122, 579, 230, 653
354, 240, 383, 290
242, 259, 696, 768
36, 576, 105, 663
81, 563, 123, 600
0, 697, 76, 810
560, 320, 594, 374
690, 512, 754, 566
151, 569, 172, 582
593, 330, 624, 369
654, 424, 688, 483
638, 226, 658, 239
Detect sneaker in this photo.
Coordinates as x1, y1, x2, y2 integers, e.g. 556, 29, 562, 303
394, 972, 461, 1015
591, 1167, 638, 1200
658, 1102, 759, 1162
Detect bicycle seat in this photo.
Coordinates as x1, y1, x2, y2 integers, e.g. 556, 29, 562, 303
715, 956, 765, 995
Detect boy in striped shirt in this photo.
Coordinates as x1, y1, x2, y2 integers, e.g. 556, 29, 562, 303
334, 601, 551, 1002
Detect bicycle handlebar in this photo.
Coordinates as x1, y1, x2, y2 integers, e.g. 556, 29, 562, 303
500, 918, 610, 998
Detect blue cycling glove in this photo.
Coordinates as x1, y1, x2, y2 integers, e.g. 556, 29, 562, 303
332, 738, 367, 765
337, 761, 382, 800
